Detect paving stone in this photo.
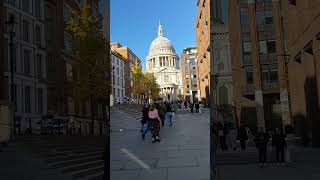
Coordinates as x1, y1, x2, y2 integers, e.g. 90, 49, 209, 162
157, 157, 198, 168
167, 167, 210, 180
110, 169, 140, 180
137, 168, 167, 180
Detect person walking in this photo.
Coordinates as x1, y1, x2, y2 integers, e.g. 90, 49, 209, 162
272, 128, 287, 166
190, 102, 194, 113
159, 103, 167, 127
195, 102, 200, 113
141, 104, 149, 133
229, 123, 238, 151
239, 126, 248, 150
184, 101, 188, 109
147, 104, 161, 143
255, 127, 270, 168
165, 102, 174, 126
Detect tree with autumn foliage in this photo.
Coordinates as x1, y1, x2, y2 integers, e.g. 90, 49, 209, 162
65, 2, 108, 134
131, 63, 160, 101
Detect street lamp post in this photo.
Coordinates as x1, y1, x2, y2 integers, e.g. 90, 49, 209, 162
5, 15, 16, 136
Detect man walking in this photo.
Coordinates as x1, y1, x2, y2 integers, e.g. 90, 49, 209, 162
166, 102, 174, 126
255, 127, 270, 168
190, 102, 194, 113
195, 102, 200, 113
272, 128, 287, 166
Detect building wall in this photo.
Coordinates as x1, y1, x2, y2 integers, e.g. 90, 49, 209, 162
3, 0, 48, 128
111, 51, 126, 102
281, 0, 320, 145
181, 47, 198, 102
195, 0, 211, 102
45, 0, 65, 116
0, 1, 5, 102
111, 42, 142, 100
229, 0, 288, 130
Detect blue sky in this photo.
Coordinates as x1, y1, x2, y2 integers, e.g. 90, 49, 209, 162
109, 0, 197, 69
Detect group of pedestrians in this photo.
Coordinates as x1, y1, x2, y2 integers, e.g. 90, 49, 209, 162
254, 127, 287, 167
214, 123, 288, 167
217, 122, 238, 151
140, 101, 176, 143
182, 101, 201, 113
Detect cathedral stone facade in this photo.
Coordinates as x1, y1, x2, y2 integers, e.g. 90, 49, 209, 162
146, 22, 182, 101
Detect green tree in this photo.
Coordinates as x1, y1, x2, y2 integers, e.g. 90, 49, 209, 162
131, 64, 160, 101
65, 3, 108, 134
131, 63, 144, 96
143, 72, 160, 99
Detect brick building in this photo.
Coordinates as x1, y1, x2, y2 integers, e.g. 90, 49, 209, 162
229, 0, 290, 131
281, 0, 320, 146
195, 0, 212, 104
111, 42, 142, 102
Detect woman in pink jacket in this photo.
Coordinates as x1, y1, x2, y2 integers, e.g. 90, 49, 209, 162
148, 104, 161, 143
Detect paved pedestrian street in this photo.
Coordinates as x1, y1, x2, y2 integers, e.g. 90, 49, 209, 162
110, 106, 210, 180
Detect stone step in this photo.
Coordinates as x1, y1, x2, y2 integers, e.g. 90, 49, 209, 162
50, 155, 103, 168
77, 172, 104, 180
61, 160, 104, 174
45, 151, 103, 163
72, 166, 104, 180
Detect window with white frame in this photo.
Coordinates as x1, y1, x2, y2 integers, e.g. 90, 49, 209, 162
22, 0, 29, 12
35, 25, 42, 46
22, 20, 29, 42
24, 49, 31, 75
35, 0, 41, 18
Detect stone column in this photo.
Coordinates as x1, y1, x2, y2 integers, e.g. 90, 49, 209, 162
273, 0, 290, 127
249, 0, 265, 130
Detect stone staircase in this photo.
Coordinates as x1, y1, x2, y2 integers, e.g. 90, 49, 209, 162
10, 136, 105, 180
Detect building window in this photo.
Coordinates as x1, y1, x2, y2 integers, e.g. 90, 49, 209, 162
259, 41, 268, 54
63, 5, 71, 21
117, 89, 120, 97
267, 40, 276, 53
243, 41, 252, 53
113, 88, 115, 96
22, 0, 29, 12
38, 88, 43, 113
116, 67, 119, 75
262, 70, 269, 82
117, 77, 120, 85
246, 70, 253, 84
24, 50, 31, 75
240, 10, 249, 32
35, 25, 41, 46
64, 32, 72, 51
22, 20, 29, 42
36, 54, 42, 78
35, 0, 41, 18
8, 0, 15, 6
269, 70, 278, 82
25, 86, 31, 113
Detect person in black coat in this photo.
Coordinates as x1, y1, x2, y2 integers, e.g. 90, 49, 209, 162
239, 126, 248, 150
195, 102, 200, 113
141, 104, 149, 133
272, 128, 287, 165
190, 102, 194, 113
255, 127, 270, 167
